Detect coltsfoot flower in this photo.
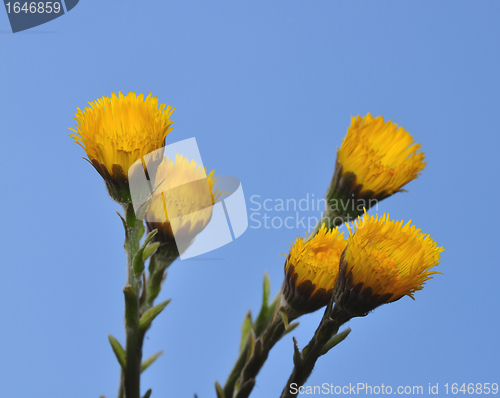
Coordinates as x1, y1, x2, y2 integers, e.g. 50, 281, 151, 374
282, 225, 347, 316
323, 114, 425, 227
69, 92, 175, 203
145, 155, 223, 251
334, 210, 444, 316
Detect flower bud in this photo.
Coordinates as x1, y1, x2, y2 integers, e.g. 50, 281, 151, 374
322, 114, 425, 228
282, 225, 346, 316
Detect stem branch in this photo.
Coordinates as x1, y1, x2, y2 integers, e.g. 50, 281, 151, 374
280, 304, 352, 398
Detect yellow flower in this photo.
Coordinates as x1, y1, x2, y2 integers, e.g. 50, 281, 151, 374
321, 114, 426, 229
282, 225, 347, 316
334, 210, 444, 315
145, 155, 223, 249
69, 92, 175, 203
338, 113, 425, 195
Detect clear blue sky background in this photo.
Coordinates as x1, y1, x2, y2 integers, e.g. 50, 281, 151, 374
1, 1, 499, 397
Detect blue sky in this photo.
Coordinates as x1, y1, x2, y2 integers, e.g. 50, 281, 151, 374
0, 1, 499, 397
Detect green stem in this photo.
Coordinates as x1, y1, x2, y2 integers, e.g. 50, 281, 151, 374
121, 204, 145, 398
114, 206, 179, 398
225, 300, 297, 398
223, 336, 253, 398
232, 315, 286, 398
280, 305, 352, 398
117, 372, 124, 398
222, 290, 278, 398
141, 243, 178, 314
222, 280, 297, 398
124, 285, 141, 398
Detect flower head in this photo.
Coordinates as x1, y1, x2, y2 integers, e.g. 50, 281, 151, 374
334, 210, 444, 316
145, 155, 223, 250
69, 92, 175, 203
323, 114, 425, 228
282, 225, 347, 316
338, 114, 425, 195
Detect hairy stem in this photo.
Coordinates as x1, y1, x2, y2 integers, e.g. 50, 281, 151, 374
119, 204, 144, 398
224, 296, 296, 398
234, 316, 285, 398
142, 243, 178, 314
280, 305, 352, 397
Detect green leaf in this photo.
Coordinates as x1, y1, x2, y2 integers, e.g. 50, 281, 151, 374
278, 307, 289, 329
319, 328, 351, 356
142, 242, 160, 262
146, 260, 168, 305
133, 249, 146, 275
263, 271, 271, 306
246, 329, 256, 361
116, 211, 129, 240
292, 336, 302, 366
215, 381, 225, 398
141, 351, 163, 373
239, 310, 253, 353
282, 321, 299, 337
134, 230, 160, 275
223, 328, 255, 398
139, 299, 171, 331
108, 334, 126, 369
137, 220, 145, 240
143, 229, 158, 247
253, 272, 274, 336
142, 389, 152, 398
